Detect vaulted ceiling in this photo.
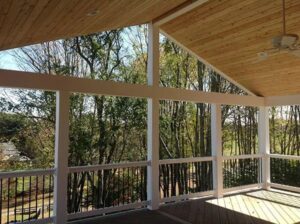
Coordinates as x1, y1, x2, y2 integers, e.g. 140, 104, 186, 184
1, 0, 300, 97
161, 0, 300, 96
0, 0, 186, 50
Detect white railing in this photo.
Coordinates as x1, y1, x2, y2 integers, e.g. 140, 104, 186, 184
269, 154, 300, 160
159, 156, 215, 202
0, 161, 150, 223
269, 154, 300, 193
222, 154, 263, 191
0, 169, 55, 179
159, 154, 266, 202
159, 156, 214, 165
68, 161, 150, 173
67, 161, 149, 221
222, 154, 263, 160
0, 169, 55, 224
2, 153, 300, 223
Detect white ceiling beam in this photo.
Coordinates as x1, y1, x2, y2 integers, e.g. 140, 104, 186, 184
160, 30, 256, 96
265, 94, 300, 106
158, 86, 264, 107
153, 0, 208, 27
0, 69, 152, 98
0, 69, 264, 106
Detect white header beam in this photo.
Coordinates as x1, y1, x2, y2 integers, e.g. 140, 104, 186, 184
0, 69, 152, 98
265, 94, 300, 106
0, 69, 264, 106
158, 87, 264, 106
154, 0, 208, 26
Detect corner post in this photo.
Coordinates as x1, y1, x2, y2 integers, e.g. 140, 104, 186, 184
147, 22, 160, 210
147, 23, 160, 210
54, 91, 70, 223
258, 106, 270, 190
211, 104, 223, 198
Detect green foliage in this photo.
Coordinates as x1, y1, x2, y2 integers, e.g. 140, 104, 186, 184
0, 113, 25, 142
270, 106, 300, 155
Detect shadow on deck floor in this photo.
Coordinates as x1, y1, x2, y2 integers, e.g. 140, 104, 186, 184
70, 189, 300, 224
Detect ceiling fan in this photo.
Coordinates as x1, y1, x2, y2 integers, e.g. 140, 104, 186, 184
257, 0, 300, 61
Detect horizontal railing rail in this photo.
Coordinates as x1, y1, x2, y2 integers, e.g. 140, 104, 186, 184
67, 201, 149, 220
160, 190, 214, 203
269, 183, 300, 194
222, 154, 263, 160
223, 183, 263, 194
0, 169, 55, 179
269, 154, 300, 160
68, 161, 149, 173
159, 156, 214, 165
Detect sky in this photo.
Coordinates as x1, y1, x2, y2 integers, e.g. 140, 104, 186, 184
0, 25, 149, 73
0, 49, 19, 71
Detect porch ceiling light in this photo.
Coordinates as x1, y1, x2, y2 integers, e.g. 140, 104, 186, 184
86, 10, 99, 17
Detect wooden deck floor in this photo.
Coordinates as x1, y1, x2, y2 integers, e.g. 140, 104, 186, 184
71, 189, 300, 224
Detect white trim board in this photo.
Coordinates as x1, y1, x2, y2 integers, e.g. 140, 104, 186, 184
265, 94, 300, 106
154, 0, 208, 26
0, 69, 264, 106
160, 190, 214, 203
67, 201, 149, 220
270, 183, 300, 194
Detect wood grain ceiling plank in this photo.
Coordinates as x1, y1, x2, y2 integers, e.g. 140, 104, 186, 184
192, 6, 300, 58
162, 0, 300, 96
183, 1, 300, 52
19, 0, 66, 46
161, 0, 254, 34
164, 0, 264, 44
8, 0, 46, 48
0, 0, 187, 50
46, 0, 84, 37
61, 0, 108, 37
0, 1, 12, 33
0, 0, 23, 49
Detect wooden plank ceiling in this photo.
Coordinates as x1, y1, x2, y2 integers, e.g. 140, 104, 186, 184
1, 0, 300, 97
0, 0, 186, 50
161, 0, 300, 96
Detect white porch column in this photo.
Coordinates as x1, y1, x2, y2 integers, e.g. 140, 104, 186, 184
211, 104, 223, 198
54, 91, 70, 223
147, 22, 160, 210
258, 107, 270, 190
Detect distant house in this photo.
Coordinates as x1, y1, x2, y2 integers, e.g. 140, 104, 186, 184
0, 142, 30, 162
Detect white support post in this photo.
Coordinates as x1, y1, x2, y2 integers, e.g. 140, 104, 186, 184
147, 22, 160, 210
211, 104, 223, 198
258, 106, 270, 190
54, 91, 70, 223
